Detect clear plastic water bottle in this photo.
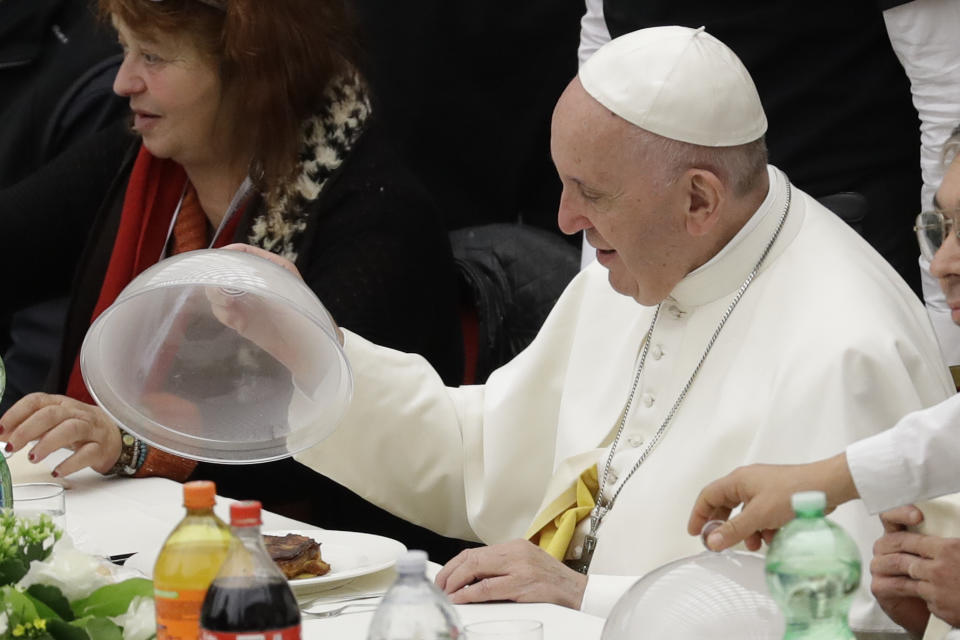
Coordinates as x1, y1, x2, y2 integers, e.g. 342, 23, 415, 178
0, 356, 11, 509
765, 491, 861, 639
366, 550, 463, 640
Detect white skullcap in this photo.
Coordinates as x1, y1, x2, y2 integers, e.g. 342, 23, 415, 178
579, 25, 767, 147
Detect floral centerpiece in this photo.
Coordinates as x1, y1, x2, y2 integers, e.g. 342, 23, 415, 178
0, 511, 155, 639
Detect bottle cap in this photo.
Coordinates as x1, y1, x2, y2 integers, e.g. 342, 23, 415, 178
183, 480, 216, 509
230, 500, 262, 527
791, 490, 826, 514
396, 549, 428, 574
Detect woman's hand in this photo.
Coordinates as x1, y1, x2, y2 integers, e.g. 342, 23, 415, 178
0, 393, 122, 476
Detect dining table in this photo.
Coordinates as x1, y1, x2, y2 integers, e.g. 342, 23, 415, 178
5, 449, 606, 639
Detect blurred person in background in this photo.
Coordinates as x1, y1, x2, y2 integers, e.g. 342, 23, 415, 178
0, 0, 126, 414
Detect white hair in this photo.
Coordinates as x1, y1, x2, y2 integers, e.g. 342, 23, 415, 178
628, 127, 768, 197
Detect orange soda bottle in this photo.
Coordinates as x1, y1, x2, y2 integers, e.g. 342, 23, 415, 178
154, 480, 234, 640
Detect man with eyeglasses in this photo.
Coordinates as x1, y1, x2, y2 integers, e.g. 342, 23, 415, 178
690, 125, 960, 638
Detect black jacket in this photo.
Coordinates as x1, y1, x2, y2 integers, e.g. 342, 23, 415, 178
1, 99, 471, 558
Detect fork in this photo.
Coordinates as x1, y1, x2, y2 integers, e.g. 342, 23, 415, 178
301, 602, 379, 618
298, 592, 386, 609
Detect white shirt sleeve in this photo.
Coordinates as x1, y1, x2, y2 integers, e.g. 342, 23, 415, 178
580, 574, 641, 617
883, 0, 960, 365
578, 0, 610, 67
847, 392, 960, 514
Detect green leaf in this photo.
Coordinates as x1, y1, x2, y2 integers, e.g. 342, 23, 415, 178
71, 578, 153, 618
46, 619, 91, 640
2, 584, 40, 621
0, 556, 29, 586
74, 617, 123, 640
27, 583, 73, 621
25, 593, 61, 621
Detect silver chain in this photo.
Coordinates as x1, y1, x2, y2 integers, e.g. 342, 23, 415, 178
589, 181, 793, 537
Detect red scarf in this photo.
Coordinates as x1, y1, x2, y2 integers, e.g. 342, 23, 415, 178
66, 146, 244, 402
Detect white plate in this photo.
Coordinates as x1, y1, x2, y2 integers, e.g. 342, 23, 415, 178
125, 528, 405, 591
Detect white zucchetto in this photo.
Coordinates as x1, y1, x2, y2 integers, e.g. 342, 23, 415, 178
579, 25, 767, 147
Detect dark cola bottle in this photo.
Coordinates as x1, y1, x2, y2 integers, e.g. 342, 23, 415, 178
200, 501, 301, 640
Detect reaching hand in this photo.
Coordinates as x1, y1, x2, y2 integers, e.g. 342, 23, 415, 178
871, 505, 960, 638
218, 243, 344, 346
0, 393, 122, 476
687, 453, 858, 551
434, 539, 588, 609
220, 243, 303, 278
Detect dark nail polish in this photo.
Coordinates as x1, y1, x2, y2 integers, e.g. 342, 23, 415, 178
51, 471, 59, 478
28, 452, 35, 462
4, 443, 11, 453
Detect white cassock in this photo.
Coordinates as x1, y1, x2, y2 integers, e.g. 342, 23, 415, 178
297, 166, 955, 633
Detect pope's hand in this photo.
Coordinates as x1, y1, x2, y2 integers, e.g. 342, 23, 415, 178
220, 243, 302, 277
219, 243, 344, 346
434, 539, 587, 609
0, 393, 122, 476
687, 453, 858, 551
871, 505, 960, 638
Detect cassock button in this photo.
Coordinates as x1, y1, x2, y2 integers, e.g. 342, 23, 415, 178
608, 469, 619, 484
651, 344, 664, 360
641, 393, 655, 408
667, 304, 686, 319
627, 436, 644, 448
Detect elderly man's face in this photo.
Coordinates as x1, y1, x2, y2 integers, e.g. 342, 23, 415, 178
551, 79, 690, 305
931, 154, 960, 325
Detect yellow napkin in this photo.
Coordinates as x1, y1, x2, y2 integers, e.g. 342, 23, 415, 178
530, 465, 599, 561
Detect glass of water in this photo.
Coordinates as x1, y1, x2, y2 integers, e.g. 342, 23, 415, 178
13, 482, 66, 531
464, 620, 543, 640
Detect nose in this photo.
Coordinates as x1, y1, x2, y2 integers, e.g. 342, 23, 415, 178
112, 55, 145, 97
930, 231, 960, 279
557, 188, 592, 236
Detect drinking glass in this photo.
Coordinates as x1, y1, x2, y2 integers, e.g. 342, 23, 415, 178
464, 619, 543, 640
13, 482, 66, 531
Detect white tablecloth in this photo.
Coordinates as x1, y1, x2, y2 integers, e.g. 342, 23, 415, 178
6, 451, 606, 639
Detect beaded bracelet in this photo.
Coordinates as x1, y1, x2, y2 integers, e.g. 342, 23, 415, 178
108, 431, 147, 476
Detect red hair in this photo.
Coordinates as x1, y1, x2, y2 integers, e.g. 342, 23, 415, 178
99, 0, 358, 190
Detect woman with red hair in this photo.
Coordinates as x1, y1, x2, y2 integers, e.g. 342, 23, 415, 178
2, 0, 464, 554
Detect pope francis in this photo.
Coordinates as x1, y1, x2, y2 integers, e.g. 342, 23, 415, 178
294, 26, 954, 633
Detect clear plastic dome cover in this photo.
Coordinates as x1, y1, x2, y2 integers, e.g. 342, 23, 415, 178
601, 549, 784, 640
80, 249, 352, 463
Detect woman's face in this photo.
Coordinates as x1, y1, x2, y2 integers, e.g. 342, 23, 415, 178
112, 16, 227, 168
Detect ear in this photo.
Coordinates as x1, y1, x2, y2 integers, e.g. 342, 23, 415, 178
682, 169, 725, 237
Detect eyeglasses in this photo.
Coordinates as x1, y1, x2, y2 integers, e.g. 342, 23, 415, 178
148, 0, 226, 10
915, 210, 960, 261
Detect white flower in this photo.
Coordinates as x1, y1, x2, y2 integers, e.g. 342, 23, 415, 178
111, 596, 156, 640
17, 537, 112, 601
0, 609, 8, 635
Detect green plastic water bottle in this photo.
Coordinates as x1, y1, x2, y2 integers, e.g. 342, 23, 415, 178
0, 355, 12, 509
765, 491, 861, 639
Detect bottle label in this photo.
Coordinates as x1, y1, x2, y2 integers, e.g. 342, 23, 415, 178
155, 587, 207, 640
200, 625, 301, 640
